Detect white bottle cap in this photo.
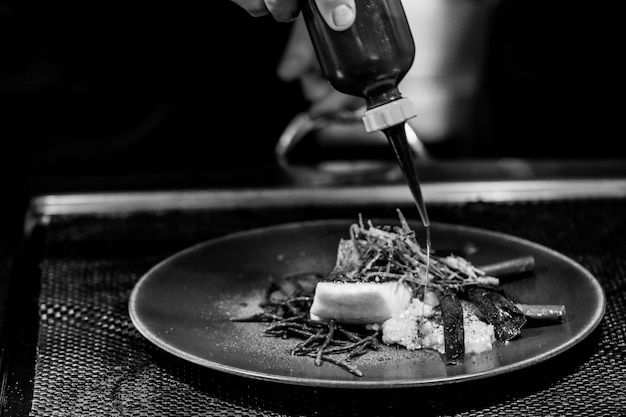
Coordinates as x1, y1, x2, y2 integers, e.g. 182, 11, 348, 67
361, 97, 417, 133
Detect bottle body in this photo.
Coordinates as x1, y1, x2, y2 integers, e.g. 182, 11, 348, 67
302, 0, 415, 108
301, 0, 429, 229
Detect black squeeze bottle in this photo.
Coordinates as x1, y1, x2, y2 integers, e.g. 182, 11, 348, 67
301, 0, 430, 229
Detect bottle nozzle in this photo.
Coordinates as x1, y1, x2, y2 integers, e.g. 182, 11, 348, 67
361, 98, 417, 133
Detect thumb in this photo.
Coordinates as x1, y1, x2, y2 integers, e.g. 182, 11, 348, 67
314, 0, 356, 31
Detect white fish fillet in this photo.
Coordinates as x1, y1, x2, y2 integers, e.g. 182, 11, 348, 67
309, 280, 413, 324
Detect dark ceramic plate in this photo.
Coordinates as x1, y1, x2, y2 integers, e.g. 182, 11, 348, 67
129, 220, 605, 388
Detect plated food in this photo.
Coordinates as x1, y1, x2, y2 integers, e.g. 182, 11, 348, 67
231, 210, 566, 376
130, 217, 602, 387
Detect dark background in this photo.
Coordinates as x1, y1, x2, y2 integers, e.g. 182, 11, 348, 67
0, 0, 306, 267
0, 1, 305, 181
473, 0, 623, 159
0, 0, 623, 190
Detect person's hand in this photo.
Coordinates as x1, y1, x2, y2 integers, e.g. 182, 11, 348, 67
277, 16, 364, 118
231, 0, 360, 117
230, 0, 355, 30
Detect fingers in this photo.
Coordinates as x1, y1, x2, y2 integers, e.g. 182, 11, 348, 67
229, 0, 299, 21
230, 0, 356, 30
276, 0, 359, 82
264, 0, 301, 22
229, 0, 271, 17
314, 0, 356, 31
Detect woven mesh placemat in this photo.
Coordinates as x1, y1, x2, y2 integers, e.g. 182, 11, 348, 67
29, 200, 626, 416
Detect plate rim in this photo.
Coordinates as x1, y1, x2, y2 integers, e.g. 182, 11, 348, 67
129, 219, 606, 388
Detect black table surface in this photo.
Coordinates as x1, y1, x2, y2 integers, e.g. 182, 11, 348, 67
0, 180, 624, 416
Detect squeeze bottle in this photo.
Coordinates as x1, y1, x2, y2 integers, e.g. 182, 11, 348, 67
301, 0, 430, 228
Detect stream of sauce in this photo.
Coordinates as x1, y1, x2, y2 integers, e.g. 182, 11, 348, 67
383, 123, 432, 310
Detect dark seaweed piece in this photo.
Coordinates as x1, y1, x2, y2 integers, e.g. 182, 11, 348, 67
466, 287, 527, 341
440, 293, 465, 364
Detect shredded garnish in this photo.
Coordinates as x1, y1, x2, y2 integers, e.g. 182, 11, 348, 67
230, 272, 377, 377
337, 210, 499, 291
228, 211, 536, 377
